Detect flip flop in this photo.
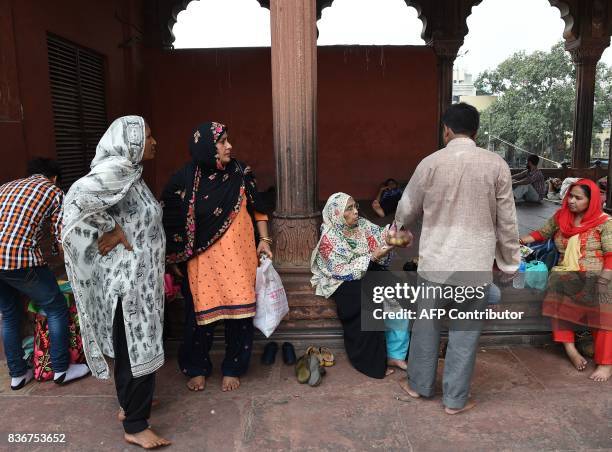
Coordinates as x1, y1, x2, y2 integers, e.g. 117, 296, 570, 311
307, 354, 322, 387
295, 355, 310, 384
318, 347, 335, 367
305, 346, 323, 365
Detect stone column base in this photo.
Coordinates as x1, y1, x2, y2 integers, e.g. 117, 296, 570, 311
271, 213, 321, 269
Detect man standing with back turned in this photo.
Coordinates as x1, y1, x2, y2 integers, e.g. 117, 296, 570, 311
390, 103, 520, 414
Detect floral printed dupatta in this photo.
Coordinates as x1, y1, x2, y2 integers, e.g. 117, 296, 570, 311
162, 122, 267, 264
311, 192, 390, 298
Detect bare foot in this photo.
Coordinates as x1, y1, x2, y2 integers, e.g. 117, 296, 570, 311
589, 364, 612, 382
187, 376, 206, 392
385, 368, 396, 376
563, 343, 588, 371
445, 400, 476, 415
222, 376, 240, 392
398, 379, 420, 398
118, 399, 160, 421
387, 358, 408, 370
124, 429, 171, 449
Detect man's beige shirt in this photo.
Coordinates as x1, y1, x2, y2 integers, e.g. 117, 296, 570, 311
395, 137, 520, 284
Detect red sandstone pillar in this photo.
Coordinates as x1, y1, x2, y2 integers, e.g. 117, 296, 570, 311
269, 0, 321, 269
432, 40, 462, 147
569, 43, 607, 168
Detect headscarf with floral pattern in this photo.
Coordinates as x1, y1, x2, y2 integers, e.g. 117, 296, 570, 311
310, 192, 390, 298
161, 122, 268, 263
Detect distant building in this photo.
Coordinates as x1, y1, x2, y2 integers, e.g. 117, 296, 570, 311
458, 95, 496, 112
592, 126, 611, 159
452, 67, 476, 102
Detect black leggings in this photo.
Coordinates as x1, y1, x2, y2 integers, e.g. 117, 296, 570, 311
113, 299, 156, 434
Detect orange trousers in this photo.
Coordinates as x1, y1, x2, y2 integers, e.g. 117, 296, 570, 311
552, 319, 612, 365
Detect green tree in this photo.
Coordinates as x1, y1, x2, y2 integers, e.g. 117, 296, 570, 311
474, 41, 611, 165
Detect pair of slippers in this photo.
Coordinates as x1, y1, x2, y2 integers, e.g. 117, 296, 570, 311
295, 353, 326, 386
295, 346, 335, 387
261, 342, 296, 365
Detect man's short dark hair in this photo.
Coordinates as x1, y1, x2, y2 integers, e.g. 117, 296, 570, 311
441, 103, 480, 136
27, 158, 62, 181
527, 154, 539, 166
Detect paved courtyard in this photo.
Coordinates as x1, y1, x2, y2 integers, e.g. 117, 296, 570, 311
0, 342, 610, 451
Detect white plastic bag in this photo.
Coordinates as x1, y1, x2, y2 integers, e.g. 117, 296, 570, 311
253, 256, 289, 337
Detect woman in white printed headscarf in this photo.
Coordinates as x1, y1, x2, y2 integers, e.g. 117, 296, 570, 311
62, 116, 170, 449
311, 192, 410, 378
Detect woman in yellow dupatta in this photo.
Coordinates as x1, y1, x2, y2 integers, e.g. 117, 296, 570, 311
520, 179, 612, 382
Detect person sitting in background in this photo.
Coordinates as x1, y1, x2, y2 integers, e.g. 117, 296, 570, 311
513, 154, 547, 202
372, 178, 403, 218
560, 178, 580, 200
598, 177, 607, 209
546, 178, 563, 200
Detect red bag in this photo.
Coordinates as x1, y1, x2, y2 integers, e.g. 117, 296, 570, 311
29, 286, 85, 381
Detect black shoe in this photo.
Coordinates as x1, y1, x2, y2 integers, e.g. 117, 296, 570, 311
261, 341, 278, 365
282, 342, 297, 365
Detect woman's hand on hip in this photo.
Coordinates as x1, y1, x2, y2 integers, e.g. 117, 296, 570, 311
257, 240, 273, 259
98, 224, 133, 256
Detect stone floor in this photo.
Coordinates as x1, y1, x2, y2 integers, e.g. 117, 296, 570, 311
0, 343, 610, 452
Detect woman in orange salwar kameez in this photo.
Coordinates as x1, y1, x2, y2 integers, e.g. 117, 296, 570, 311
162, 122, 272, 392
520, 179, 612, 382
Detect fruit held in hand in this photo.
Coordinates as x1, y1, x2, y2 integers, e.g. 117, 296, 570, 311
388, 235, 410, 246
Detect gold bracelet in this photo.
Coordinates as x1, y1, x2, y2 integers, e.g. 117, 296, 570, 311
260, 237, 273, 244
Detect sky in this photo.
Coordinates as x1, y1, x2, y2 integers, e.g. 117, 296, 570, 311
173, 0, 612, 77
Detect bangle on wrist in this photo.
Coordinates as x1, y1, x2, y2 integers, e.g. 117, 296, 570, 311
260, 237, 273, 244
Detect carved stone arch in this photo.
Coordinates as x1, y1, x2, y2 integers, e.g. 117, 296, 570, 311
404, 0, 430, 43
161, 0, 274, 49
404, 0, 481, 46
163, 0, 194, 49
257, 0, 334, 21
548, 0, 578, 41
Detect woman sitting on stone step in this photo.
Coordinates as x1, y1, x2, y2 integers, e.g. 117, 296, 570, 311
310, 192, 411, 379
520, 179, 612, 382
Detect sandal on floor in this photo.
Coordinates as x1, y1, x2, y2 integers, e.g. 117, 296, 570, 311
307, 354, 322, 387
318, 347, 335, 367
305, 346, 323, 365
295, 355, 310, 384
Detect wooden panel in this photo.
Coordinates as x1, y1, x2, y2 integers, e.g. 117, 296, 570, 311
0, 0, 22, 121
47, 34, 108, 189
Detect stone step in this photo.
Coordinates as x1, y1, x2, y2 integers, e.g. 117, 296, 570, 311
164, 270, 553, 343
